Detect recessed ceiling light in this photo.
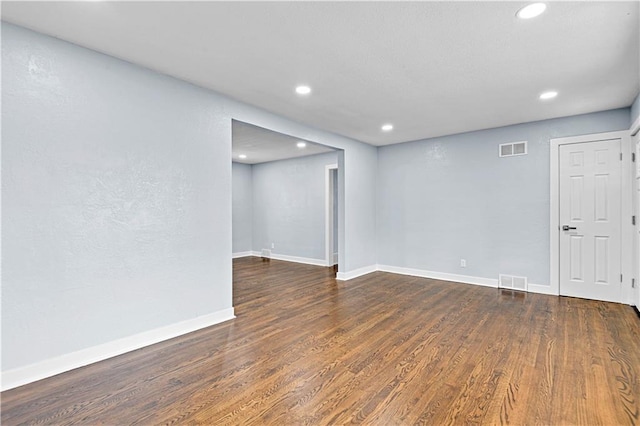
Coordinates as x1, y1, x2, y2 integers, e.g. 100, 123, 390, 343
296, 141, 307, 148
238, 154, 247, 159
516, 3, 547, 19
381, 124, 394, 132
295, 85, 311, 95
539, 91, 558, 100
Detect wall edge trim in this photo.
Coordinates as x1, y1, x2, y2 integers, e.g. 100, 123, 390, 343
245, 251, 327, 267
267, 253, 327, 267
376, 264, 498, 287
336, 265, 377, 280
232, 251, 254, 258
1, 308, 236, 392
527, 283, 558, 296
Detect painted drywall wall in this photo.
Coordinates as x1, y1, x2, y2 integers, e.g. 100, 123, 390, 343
2, 23, 233, 372
2, 23, 378, 380
377, 109, 630, 286
631, 92, 640, 125
232, 162, 253, 254
252, 152, 338, 262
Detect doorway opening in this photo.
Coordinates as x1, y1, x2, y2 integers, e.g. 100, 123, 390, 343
231, 120, 343, 274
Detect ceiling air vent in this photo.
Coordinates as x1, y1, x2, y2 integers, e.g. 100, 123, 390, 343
499, 141, 527, 157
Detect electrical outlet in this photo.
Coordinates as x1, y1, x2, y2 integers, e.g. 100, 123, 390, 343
271, 243, 275, 249
460, 259, 466, 268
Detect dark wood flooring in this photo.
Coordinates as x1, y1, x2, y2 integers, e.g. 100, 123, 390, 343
2, 257, 639, 424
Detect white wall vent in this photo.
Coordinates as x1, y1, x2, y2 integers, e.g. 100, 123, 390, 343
261, 249, 271, 258
499, 141, 527, 157
499, 274, 528, 291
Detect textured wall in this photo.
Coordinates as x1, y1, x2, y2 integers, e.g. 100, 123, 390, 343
3, 23, 379, 374
252, 152, 337, 261
377, 109, 630, 285
2, 23, 233, 370
232, 162, 253, 253
340, 145, 377, 270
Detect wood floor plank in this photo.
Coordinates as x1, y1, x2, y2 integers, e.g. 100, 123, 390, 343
2, 257, 639, 425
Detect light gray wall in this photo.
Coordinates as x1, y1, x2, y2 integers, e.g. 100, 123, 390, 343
232, 162, 253, 253
252, 152, 337, 261
2, 23, 233, 370
2, 23, 378, 374
632, 91, 640, 125
340, 146, 377, 270
377, 109, 630, 285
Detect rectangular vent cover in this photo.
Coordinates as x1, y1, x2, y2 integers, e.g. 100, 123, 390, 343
499, 274, 528, 291
499, 141, 528, 157
261, 249, 271, 258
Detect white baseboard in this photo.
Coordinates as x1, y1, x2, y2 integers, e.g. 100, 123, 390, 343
232, 251, 253, 259
377, 264, 498, 288
270, 253, 327, 267
377, 265, 559, 296
336, 264, 378, 280
247, 255, 560, 298
253, 251, 327, 267
527, 283, 558, 296
1, 307, 236, 392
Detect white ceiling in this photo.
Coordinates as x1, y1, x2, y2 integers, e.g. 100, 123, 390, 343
232, 121, 335, 165
2, 1, 639, 147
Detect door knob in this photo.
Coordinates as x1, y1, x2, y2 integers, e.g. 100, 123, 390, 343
562, 225, 577, 231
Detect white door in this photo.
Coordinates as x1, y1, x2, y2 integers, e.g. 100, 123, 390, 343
559, 138, 622, 303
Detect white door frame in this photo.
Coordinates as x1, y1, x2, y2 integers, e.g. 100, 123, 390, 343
630, 116, 640, 308
550, 130, 633, 303
325, 164, 338, 267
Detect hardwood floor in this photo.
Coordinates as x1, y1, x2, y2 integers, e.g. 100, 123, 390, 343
2, 257, 640, 425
